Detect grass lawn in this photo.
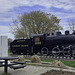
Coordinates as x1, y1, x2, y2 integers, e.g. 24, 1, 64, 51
25, 58, 75, 68
62, 60, 75, 68
41, 59, 75, 68
8, 49, 12, 55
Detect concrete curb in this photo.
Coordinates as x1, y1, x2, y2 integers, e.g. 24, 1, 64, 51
27, 62, 75, 73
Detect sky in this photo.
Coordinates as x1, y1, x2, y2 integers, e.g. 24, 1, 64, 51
0, 0, 75, 39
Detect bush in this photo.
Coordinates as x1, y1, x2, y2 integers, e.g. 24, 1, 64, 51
18, 55, 25, 62
51, 60, 67, 68
30, 55, 41, 63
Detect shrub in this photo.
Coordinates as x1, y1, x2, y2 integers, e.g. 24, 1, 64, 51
18, 55, 25, 62
30, 55, 41, 63
51, 60, 67, 68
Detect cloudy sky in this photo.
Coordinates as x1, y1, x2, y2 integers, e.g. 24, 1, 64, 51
0, 0, 75, 39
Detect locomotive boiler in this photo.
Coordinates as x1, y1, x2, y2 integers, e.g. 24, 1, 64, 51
10, 31, 75, 57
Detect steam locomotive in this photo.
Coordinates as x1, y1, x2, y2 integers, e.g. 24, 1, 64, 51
10, 30, 75, 57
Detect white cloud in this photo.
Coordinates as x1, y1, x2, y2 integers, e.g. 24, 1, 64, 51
50, 11, 75, 19
0, 0, 75, 38
0, 26, 14, 39
0, 0, 75, 13
54, 0, 75, 11
0, 0, 74, 22
0, 12, 18, 22
60, 25, 73, 34
0, 0, 16, 12
0, 17, 13, 22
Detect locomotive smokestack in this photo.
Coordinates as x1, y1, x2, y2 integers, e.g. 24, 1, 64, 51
52, 33, 54, 35
65, 30, 69, 35
72, 30, 75, 34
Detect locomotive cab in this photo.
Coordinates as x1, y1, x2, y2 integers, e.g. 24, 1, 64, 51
30, 33, 49, 55
31, 33, 49, 45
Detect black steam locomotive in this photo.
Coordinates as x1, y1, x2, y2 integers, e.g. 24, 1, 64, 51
10, 31, 75, 57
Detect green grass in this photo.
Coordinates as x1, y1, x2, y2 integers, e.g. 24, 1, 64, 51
25, 58, 75, 68
41, 59, 54, 62
2, 73, 5, 75
62, 61, 75, 68
41, 59, 75, 68
8, 49, 12, 55
2, 72, 11, 75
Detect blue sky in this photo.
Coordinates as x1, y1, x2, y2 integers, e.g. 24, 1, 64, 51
0, 0, 75, 39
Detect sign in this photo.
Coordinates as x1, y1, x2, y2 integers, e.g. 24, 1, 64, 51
0, 36, 8, 57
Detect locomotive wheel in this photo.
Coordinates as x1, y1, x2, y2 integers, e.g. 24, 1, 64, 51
41, 47, 48, 56
72, 47, 75, 57
63, 47, 71, 57
12, 50, 16, 54
12, 52, 16, 55
52, 47, 60, 56
17, 52, 21, 55
72, 51, 75, 57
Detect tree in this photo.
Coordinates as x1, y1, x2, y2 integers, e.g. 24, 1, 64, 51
68, 19, 75, 32
10, 11, 62, 39
8, 38, 13, 46
8, 38, 13, 51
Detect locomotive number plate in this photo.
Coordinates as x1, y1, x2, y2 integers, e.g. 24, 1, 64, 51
35, 42, 41, 45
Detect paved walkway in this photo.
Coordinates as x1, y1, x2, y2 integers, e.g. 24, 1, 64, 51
0, 65, 75, 75
0, 65, 51, 75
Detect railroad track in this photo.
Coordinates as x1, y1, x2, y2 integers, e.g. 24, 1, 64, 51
24, 55, 75, 61
10, 54, 75, 61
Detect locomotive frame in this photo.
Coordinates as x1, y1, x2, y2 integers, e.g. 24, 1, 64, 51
10, 31, 75, 58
